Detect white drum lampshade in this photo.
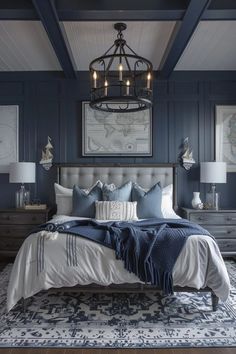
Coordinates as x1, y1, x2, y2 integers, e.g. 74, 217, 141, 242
200, 162, 227, 184
200, 162, 227, 210
9, 162, 36, 208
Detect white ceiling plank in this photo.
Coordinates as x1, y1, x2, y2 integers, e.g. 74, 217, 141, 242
62, 21, 176, 70
2, 20, 236, 72
175, 21, 236, 71
0, 21, 61, 71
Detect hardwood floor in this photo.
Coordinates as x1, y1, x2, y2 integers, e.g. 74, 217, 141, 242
0, 348, 235, 354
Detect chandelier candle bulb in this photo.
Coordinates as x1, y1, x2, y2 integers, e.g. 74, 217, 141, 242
104, 80, 108, 96
93, 71, 97, 88
126, 80, 130, 95
118, 63, 123, 81
147, 72, 151, 89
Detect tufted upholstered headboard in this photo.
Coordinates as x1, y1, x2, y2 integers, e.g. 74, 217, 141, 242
57, 164, 178, 209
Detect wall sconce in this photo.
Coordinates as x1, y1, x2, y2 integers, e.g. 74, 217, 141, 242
39, 136, 53, 170
180, 137, 195, 170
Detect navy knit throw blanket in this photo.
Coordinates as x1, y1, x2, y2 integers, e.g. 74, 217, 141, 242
36, 218, 212, 295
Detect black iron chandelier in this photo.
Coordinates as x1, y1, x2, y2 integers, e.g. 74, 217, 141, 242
89, 23, 153, 113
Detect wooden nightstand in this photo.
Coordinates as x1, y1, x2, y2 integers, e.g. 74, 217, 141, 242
181, 208, 236, 257
0, 208, 53, 258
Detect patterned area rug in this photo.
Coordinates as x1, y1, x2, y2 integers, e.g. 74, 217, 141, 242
0, 261, 236, 348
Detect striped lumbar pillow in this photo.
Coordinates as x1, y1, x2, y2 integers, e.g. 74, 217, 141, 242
95, 201, 138, 221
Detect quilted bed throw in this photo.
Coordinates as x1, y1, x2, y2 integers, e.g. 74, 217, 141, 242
37, 218, 211, 295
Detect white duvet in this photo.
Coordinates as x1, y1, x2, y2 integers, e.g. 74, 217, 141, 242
7, 216, 230, 312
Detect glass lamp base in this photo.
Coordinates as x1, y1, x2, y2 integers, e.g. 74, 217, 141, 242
15, 185, 30, 208
206, 191, 219, 210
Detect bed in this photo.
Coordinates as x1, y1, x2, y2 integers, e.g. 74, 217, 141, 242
7, 164, 230, 312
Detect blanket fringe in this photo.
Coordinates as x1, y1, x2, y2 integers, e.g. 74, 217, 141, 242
113, 232, 173, 295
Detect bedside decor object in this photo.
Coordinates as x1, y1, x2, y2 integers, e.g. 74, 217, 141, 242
200, 162, 227, 210
89, 22, 153, 113
24, 204, 47, 210
191, 192, 203, 209
39, 136, 53, 170
9, 162, 36, 208
180, 137, 195, 170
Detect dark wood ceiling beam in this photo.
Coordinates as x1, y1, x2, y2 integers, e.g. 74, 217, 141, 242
160, 0, 211, 78
202, 9, 236, 20
57, 10, 185, 21
0, 9, 36, 20
55, 0, 188, 11
0, 0, 236, 21
31, 0, 77, 79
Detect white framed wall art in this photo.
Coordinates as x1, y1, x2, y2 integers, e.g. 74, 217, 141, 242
0, 105, 19, 173
82, 101, 152, 156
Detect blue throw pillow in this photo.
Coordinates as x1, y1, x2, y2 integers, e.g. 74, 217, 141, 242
132, 182, 163, 219
103, 181, 132, 201
72, 184, 103, 218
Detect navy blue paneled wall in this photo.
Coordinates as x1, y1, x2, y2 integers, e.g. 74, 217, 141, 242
0, 71, 236, 209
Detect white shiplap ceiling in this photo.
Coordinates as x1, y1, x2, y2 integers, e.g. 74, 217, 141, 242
0, 20, 236, 72
0, 21, 61, 71
175, 21, 236, 71
62, 21, 177, 71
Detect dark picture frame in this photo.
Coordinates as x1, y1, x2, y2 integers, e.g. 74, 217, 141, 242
82, 101, 152, 156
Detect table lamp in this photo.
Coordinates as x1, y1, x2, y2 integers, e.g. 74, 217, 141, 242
9, 162, 36, 208
200, 162, 227, 210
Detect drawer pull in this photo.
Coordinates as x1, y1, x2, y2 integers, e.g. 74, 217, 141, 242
32, 217, 37, 221
198, 217, 204, 221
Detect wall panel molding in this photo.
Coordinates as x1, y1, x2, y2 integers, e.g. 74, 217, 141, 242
0, 74, 235, 208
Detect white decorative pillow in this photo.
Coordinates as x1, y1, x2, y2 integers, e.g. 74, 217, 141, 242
54, 183, 72, 215
54, 183, 73, 196
161, 184, 180, 219
55, 194, 72, 216
54, 181, 103, 215
95, 201, 138, 221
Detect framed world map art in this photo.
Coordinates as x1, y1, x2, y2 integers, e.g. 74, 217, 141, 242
82, 101, 152, 156
215, 105, 236, 172
0, 105, 19, 173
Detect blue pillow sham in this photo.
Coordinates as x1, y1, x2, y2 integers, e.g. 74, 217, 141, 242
103, 181, 132, 201
72, 184, 103, 218
71, 179, 162, 219
131, 182, 163, 219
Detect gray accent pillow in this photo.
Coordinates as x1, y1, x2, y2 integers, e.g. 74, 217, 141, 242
132, 182, 163, 219
72, 183, 103, 218
103, 181, 132, 201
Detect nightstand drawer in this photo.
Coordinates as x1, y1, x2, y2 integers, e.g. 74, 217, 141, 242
189, 212, 236, 225
0, 208, 52, 258
0, 237, 25, 251
203, 225, 236, 239
215, 239, 236, 253
0, 225, 35, 238
0, 212, 46, 225
182, 208, 236, 256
